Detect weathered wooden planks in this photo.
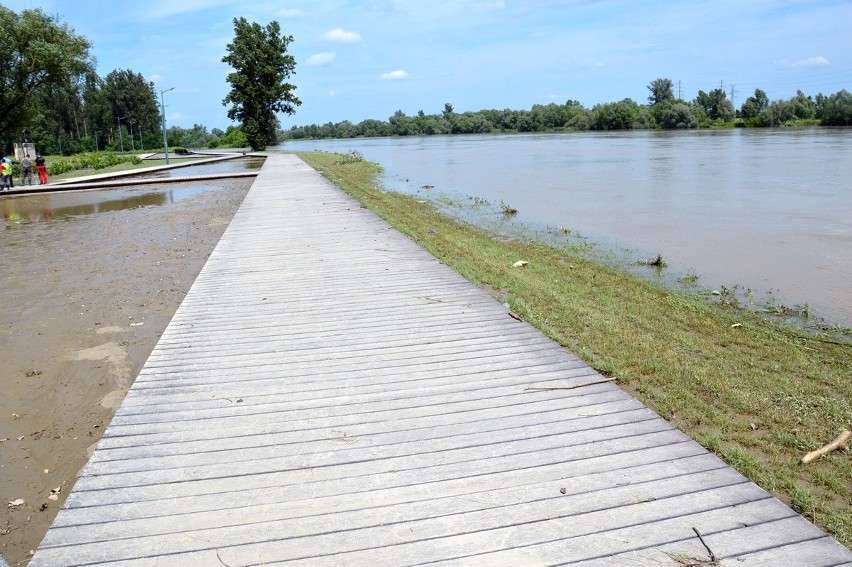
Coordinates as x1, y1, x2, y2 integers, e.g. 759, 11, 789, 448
31, 154, 852, 566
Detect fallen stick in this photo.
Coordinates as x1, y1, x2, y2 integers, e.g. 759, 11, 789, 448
692, 526, 717, 563
525, 377, 617, 391
801, 429, 851, 464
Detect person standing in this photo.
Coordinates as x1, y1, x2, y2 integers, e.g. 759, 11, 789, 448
35, 154, 47, 185
21, 154, 32, 185
0, 159, 12, 190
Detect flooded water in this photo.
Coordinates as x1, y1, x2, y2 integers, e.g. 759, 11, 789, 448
280, 129, 852, 327
136, 156, 264, 179
0, 157, 263, 223
0, 184, 227, 223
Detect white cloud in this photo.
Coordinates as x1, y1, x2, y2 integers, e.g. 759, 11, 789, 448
777, 56, 829, 68
306, 52, 337, 66
380, 70, 409, 80
323, 28, 362, 43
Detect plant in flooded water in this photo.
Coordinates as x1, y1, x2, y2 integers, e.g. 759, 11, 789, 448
678, 272, 700, 286
639, 253, 667, 268
299, 150, 852, 548
333, 150, 364, 165
500, 201, 518, 216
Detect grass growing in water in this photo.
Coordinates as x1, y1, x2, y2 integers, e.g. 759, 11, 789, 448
298, 150, 852, 547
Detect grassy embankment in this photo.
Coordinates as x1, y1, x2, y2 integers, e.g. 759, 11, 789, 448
297, 150, 851, 547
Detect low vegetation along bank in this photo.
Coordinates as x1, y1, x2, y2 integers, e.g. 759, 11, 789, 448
297, 151, 851, 547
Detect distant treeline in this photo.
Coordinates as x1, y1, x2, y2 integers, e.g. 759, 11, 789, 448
283, 79, 851, 140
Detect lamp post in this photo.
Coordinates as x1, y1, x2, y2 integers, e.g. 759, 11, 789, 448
128, 120, 135, 151
160, 87, 174, 164
117, 116, 125, 153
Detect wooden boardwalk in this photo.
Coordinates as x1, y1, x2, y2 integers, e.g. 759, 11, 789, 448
31, 154, 852, 566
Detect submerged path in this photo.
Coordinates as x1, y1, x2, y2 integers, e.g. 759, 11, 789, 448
31, 154, 852, 566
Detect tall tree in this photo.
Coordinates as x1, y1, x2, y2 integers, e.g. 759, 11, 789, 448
647, 78, 675, 105
0, 7, 93, 145
222, 18, 301, 150
694, 88, 734, 121
97, 69, 161, 142
740, 88, 769, 119
821, 89, 852, 126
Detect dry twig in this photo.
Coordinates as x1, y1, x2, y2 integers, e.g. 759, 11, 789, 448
801, 429, 851, 464
525, 377, 617, 391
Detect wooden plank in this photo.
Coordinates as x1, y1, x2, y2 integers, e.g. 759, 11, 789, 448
31, 154, 852, 566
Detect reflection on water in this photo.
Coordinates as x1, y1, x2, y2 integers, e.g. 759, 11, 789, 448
1, 184, 221, 224
0, 157, 262, 224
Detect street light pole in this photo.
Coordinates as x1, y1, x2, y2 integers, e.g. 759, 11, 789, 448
128, 121, 135, 151
160, 87, 174, 164
117, 116, 125, 153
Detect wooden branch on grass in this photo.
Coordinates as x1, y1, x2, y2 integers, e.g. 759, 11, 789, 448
801, 429, 851, 464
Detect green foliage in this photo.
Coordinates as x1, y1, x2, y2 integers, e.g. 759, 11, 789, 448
97, 69, 161, 139
222, 17, 301, 151
659, 103, 697, 129
740, 88, 769, 120
790, 90, 816, 119
821, 90, 852, 126
695, 88, 735, 122
0, 7, 168, 157
283, 80, 850, 140
167, 124, 213, 149
41, 152, 142, 176
0, 7, 93, 142
219, 125, 248, 148
647, 77, 675, 105
589, 99, 641, 130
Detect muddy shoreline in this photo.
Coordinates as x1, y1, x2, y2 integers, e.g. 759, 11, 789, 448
0, 178, 252, 566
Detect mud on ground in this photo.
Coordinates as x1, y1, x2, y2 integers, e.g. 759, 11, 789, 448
0, 178, 252, 566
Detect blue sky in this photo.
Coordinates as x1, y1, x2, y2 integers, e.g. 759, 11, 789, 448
5, 0, 850, 131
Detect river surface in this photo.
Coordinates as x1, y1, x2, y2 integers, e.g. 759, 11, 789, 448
279, 129, 852, 327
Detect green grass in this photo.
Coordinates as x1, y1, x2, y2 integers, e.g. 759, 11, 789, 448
298, 150, 852, 547
45, 155, 204, 181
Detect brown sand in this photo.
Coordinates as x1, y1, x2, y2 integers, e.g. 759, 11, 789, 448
0, 178, 252, 566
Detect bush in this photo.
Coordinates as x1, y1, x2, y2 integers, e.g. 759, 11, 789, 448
660, 103, 698, 129
44, 153, 143, 177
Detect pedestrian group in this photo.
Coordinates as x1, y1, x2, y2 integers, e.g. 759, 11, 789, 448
1, 154, 47, 191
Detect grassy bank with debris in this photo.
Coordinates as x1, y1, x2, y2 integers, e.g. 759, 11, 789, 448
297, 150, 851, 547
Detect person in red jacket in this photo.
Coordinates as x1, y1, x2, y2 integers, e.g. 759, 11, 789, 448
35, 154, 48, 185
